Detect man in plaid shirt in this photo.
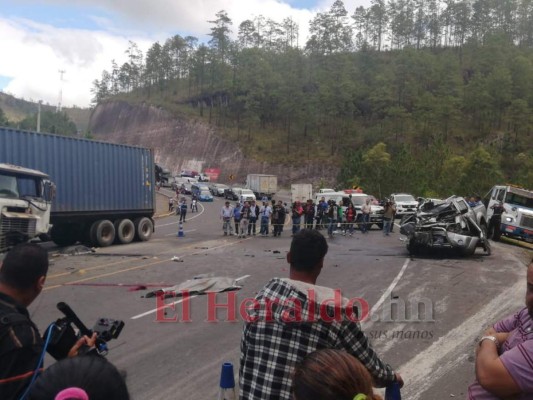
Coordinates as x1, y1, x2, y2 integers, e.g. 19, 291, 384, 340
239, 229, 402, 399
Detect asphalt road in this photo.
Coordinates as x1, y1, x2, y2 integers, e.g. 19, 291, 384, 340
28, 189, 532, 400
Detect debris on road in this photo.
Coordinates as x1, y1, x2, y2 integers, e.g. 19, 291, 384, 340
145, 276, 244, 298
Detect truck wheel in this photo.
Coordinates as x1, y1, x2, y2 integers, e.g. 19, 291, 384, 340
90, 220, 115, 247
114, 219, 135, 244
134, 217, 153, 241
51, 224, 78, 247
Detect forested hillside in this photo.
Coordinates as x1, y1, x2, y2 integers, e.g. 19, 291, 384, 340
91, 0, 533, 197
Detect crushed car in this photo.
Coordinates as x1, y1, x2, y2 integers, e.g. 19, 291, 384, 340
400, 196, 491, 256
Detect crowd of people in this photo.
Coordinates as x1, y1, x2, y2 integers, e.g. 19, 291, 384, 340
216, 196, 398, 239
1, 235, 532, 399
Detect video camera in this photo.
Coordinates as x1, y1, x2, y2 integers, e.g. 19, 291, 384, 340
43, 302, 124, 360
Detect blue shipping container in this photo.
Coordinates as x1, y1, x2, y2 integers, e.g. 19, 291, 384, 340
0, 127, 155, 216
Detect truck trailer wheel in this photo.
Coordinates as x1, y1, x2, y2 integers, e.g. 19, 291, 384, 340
90, 220, 115, 247
51, 224, 78, 247
114, 219, 135, 244
134, 217, 153, 241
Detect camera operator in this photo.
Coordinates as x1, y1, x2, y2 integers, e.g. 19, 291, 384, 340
0, 243, 95, 400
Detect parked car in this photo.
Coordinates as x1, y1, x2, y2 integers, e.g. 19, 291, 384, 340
390, 193, 419, 217
197, 188, 213, 202
224, 187, 240, 201
210, 183, 229, 196
234, 188, 256, 203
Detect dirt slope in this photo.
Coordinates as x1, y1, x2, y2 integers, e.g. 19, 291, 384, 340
89, 101, 338, 187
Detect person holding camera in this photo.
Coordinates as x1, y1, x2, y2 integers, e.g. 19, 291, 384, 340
0, 243, 95, 400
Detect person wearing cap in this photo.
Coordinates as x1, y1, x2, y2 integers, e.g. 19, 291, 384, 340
220, 201, 234, 236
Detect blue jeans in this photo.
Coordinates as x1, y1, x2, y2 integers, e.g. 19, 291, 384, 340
383, 217, 392, 235
360, 214, 369, 233
260, 216, 269, 234
327, 217, 335, 236
292, 216, 301, 234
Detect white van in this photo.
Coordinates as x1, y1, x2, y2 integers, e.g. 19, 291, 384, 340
234, 188, 256, 203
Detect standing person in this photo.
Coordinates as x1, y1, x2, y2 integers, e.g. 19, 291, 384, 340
315, 199, 325, 230
326, 200, 337, 238
304, 199, 315, 229
220, 201, 234, 236
337, 201, 344, 234
239, 230, 402, 400
168, 196, 174, 212
179, 197, 187, 223
0, 244, 96, 399
248, 200, 259, 236
233, 202, 242, 236
292, 201, 304, 236
389, 199, 397, 233
190, 197, 198, 213
467, 258, 533, 399
239, 201, 251, 239
272, 200, 286, 237
344, 202, 357, 236
360, 199, 371, 234
259, 202, 272, 236
383, 200, 395, 236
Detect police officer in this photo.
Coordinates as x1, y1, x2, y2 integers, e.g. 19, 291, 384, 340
0, 243, 94, 399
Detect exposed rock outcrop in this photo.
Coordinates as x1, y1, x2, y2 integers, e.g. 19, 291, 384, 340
89, 101, 338, 186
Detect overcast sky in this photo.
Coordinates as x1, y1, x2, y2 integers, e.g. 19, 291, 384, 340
0, 0, 372, 108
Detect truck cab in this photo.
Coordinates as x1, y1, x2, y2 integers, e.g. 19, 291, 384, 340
485, 185, 533, 242
0, 163, 54, 252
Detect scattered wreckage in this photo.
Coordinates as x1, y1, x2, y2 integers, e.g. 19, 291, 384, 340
400, 196, 491, 256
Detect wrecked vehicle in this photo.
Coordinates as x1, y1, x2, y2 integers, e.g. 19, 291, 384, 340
400, 196, 491, 256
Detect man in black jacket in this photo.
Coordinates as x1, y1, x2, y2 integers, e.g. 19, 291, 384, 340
0, 244, 93, 399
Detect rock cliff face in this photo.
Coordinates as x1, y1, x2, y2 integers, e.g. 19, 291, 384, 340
89, 101, 338, 186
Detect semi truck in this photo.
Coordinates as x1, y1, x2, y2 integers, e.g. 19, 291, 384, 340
246, 174, 277, 200
0, 127, 155, 249
485, 185, 533, 243
0, 163, 55, 253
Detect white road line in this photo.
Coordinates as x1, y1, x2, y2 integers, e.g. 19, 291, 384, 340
363, 258, 410, 327
131, 295, 199, 320
234, 275, 250, 283
399, 277, 524, 399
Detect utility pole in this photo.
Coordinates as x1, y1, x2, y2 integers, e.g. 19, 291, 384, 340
37, 100, 42, 132
57, 69, 65, 112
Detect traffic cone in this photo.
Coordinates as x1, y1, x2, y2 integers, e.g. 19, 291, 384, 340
177, 222, 185, 237
217, 362, 236, 400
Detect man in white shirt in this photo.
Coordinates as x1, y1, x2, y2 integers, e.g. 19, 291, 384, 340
259, 202, 272, 236
220, 201, 234, 236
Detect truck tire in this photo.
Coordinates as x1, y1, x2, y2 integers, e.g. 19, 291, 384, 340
90, 220, 115, 247
134, 217, 153, 242
114, 219, 135, 244
51, 224, 78, 247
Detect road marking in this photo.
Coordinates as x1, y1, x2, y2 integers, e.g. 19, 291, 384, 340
399, 277, 524, 399
363, 258, 410, 329
131, 295, 199, 320
234, 275, 250, 283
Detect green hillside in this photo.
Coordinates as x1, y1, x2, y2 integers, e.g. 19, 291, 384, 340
94, 1, 533, 196
0, 92, 91, 133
